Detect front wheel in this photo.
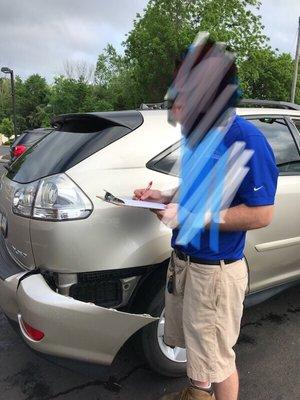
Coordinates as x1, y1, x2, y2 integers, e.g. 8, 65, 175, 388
139, 286, 187, 377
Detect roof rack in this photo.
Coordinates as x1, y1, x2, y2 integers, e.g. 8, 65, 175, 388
140, 99, 300, 111
239, 99, 300, 111
139, 102, 168, 110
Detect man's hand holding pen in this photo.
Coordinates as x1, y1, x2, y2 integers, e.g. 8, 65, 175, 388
133, 183, 179, 228
133, 181, 163, 202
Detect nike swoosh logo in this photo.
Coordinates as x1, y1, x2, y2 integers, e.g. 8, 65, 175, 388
254, 186, 263, 191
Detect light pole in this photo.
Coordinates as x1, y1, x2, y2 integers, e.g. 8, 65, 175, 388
291, 17, 300, 103
1, 67, 17, 140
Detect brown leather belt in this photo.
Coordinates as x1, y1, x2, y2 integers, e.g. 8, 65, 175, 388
174, 248, 240, 265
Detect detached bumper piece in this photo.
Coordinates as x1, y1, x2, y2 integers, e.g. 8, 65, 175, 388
14, 273, 156, 365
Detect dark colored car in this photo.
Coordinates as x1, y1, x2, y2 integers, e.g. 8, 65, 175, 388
10, 128, 53, 161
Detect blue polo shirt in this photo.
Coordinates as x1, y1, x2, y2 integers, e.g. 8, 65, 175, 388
172, 115, 279, 260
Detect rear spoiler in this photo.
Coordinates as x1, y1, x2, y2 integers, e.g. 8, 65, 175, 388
51, 111, 144, 131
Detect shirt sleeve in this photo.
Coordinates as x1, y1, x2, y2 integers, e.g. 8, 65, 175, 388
236, 134, 279, 206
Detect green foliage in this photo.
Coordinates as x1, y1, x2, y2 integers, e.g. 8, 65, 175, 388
21, 74, 50, 129
95, 44, 137, 109
0, 78, 11, 122
0, 0, 299, 134
95, 44, 124, 86
124, 0, 195, 104
193, 0, 270, 58
0, 117, 14, 138
23, 74, 49, 115
50, 76, 90, 114
239, 49, 296, 101
123, 0, 270, 104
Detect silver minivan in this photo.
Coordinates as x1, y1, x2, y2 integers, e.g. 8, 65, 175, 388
0, 104, 300, 377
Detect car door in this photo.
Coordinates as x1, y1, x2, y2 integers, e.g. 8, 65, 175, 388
244, 115, 300, 292
148, 115, 300, 292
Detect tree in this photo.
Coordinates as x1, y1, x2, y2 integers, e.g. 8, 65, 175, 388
0, 117, 14, 139
239, 49, 298, 101
94, 44, 136, 109
50, 75, 95, 114
22, 74, 50, 128
95, 44, 124, 86
123, 0, 269, 104
0, 0, 298, 130
123, 0, 195, 104
192, 0, 269, 58
14, 76, 26, 132
0, 78, 11, 122
63, 60, 95, 83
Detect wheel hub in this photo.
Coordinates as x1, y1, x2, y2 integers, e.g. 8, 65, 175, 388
157, 310, 187, 363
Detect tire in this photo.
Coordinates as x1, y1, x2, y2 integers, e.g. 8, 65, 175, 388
139, 285, 187, 377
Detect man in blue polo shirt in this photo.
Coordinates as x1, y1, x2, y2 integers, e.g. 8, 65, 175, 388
173, 114, 279, 260
134, 114, 278, 400
134, 36, 278, 399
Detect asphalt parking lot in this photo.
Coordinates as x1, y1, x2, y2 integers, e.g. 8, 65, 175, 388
0, 284, 299, 400
0, 161, 299, 400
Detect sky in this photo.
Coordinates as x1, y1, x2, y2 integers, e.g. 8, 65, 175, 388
0, 0, 299, 82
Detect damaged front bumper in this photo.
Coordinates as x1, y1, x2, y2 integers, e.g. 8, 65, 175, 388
0, 271, 157, 365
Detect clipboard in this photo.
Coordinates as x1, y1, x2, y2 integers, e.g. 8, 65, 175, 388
97, 190, 166, 210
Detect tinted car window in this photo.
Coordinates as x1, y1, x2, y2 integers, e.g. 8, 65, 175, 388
12, 130, 52, 146
12, 132, 27, 147
249, 118, 300, 173
7, 112, 143, 184
147, 144, 181, 176
292, 119, 300, 134
148, 117, 300, 176
20, 131, 51, 146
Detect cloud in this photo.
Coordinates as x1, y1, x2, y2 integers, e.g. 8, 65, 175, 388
0, 0, 148, 81
0, 0, 299, 82
259, 0, 300, 54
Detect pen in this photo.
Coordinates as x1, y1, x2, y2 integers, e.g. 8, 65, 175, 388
140, 181, 153, 199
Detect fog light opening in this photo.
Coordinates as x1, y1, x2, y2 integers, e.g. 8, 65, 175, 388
20, 318, 45, 341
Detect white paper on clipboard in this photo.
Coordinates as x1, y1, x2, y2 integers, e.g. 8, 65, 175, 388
97, 190, 166, 210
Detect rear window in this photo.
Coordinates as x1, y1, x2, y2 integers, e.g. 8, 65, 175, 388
13, 130, 52, 147
19, 131, 51, 146
7, 112, 143, 183
12, 132, 27, 147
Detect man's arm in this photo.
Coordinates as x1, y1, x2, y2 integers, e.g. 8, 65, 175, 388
155, 203, 274, 231
216, 204, 274, 231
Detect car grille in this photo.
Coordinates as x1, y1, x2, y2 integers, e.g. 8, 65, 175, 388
69, 279, 122, 308
68, 267, 152, 308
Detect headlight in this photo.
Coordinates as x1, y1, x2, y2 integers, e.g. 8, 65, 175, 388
12, 174, 93, 221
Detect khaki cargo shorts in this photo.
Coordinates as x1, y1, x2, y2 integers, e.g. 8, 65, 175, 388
164, 251, 248, 383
